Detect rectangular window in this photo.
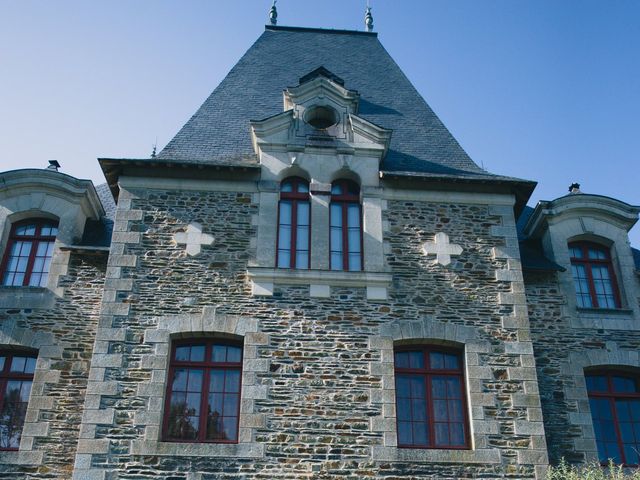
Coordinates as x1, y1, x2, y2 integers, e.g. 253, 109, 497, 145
569, 242, 620, 309
394, 347, 469, 449
587, 372, 640, 465
0, 353, 36, 450
164, 341, 242, 443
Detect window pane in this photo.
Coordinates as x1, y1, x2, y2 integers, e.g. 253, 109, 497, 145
395, 375, 410, 397
395, 351, 409, 369
222, 416, 238, 441
613, 377, 637, 393
280, 181, 293, 193
330, 252, 343, 271
0, 380, 29, 449
225, 370, 241, 392
348, 253, 361, 271
433, 399, 448, 421
277, 250, 291, 268
212, 345, 227, 363
187, 370, 203, 392
412, 422, 428, 445
430, 352, 444, 369
397, 421, 412, 445
450, 423, 465, 446
295, 250, 309, 269
172, 368, 188, 391
408, 351, 424, 369
412, 399, 426, 421
175, 346, 190, 361
210, 370, 224, 393
347, 204, 360, 228
586, 375, 609, 392
435, 423, 450, 446
443, 354, 460, 370
10, 357, 26, 373
297, 202, 309, 225
330, 204, 342, 227
279, 201, 292, 224
226, 346, 242, 363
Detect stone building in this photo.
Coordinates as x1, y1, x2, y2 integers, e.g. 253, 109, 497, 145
0, 20, 638, 480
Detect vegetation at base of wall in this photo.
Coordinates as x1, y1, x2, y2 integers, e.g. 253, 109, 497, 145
547, 459, 640, 480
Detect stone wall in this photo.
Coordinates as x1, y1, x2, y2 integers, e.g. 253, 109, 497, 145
73, 185, 547, 479
0, 252, 106, 479
526, 269, 640, 464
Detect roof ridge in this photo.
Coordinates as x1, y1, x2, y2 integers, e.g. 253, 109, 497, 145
265, 25, 377, 37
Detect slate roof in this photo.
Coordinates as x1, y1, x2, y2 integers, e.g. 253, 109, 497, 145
516, 206, 564, 272
78, 183, 114, 248
633, 247, 640, 271
157, 25, 528, 183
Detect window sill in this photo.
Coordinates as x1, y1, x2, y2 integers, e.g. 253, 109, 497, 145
577, 307, 633, 315
130, 440, 264, 458
0, 287, 55, 309
246, 267, 392, 300
571, 307, 638, 331
371, 446, 500, 464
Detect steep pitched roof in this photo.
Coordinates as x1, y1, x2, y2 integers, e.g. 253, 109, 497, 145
157, 25, 523, 182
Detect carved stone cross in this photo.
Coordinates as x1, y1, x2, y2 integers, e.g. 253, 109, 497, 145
422, 232, 463, 266
173, 222, 214, 256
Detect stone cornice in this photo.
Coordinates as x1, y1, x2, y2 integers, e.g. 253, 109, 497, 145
524, 193, 640, 239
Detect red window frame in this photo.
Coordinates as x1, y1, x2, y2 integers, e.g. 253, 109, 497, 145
330, 179, 363, 271
569, 241, 621, 309
0, 351, 37, 451
162, 340, 243, 444
394, 346, 470, 449
586, 371, 640, 466
0, 219, 58, 287
276, 177, 311, 269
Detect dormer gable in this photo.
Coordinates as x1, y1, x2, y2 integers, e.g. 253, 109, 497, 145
250, 66, 391, 161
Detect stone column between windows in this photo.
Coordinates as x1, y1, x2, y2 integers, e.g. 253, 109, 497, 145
309, 181, 330, 270
362, 186, 385, 272
254, 181, 278, 268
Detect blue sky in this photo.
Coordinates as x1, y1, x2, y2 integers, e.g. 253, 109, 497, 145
1, 0, 638, 244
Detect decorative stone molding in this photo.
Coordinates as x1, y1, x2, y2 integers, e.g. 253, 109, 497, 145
422, 232, 463, 266
0, 168, 105, 298
246, 267, 392, 300
562, 346, 640, 462
173, 222, 214, 256
73, 303, 267, 479
369, 318, 502, 465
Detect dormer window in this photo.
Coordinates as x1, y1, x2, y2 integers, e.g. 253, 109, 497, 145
1, 219, 58, 287
277, 177, 310, 269
569, 242, 621, 309
304, 105, 338, 130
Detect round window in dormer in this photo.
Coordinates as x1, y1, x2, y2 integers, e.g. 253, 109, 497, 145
304, 105, 338, 130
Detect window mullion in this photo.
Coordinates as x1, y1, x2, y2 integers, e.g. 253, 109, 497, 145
585, 262, 600, 308
426, 372, 435, 448
200, 365, 212, 442
341, 202, 349, 270
291, 200, 298, 269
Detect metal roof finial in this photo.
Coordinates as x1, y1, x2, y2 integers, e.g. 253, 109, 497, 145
365, 4, 374, 32
269, 1, 278, 26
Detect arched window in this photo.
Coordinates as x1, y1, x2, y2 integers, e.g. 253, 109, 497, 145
330, 179, 362, 271
1, 219, 58, 287
394, 346, 469, 449
163, 340, 242, 443
586, 371, 640, 465
569, 242, 620, 308
277, 177, 310, 269
0, 352, 36, 450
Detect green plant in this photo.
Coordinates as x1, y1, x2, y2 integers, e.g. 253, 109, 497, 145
547, 459, 640, 480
